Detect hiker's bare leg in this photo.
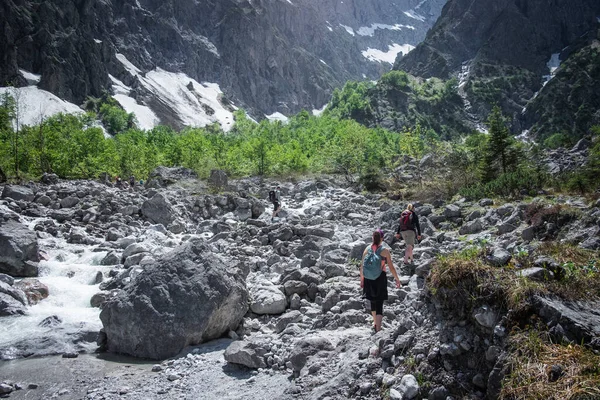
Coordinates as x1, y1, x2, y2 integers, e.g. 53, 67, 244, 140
371, 310, 376, 328
375, 314, 383, 332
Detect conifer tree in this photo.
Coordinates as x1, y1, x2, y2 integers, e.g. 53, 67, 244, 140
481, 106, 519, 182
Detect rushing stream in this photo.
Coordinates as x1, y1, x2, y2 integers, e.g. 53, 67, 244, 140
0, 234, 111, 360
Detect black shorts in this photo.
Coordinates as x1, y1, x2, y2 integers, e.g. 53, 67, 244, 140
273, 201, 280, 211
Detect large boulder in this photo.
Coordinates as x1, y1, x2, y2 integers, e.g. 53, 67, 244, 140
0, 220, 40, 277
99, 240, 248, 359
145, 166, 197, 188
1, 185, 35, 202
141, 193, 177, 227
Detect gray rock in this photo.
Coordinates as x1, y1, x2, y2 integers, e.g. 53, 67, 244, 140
123, 243, 150, 259
0, 273, 14, 286
224, 340, 268, 369
533, 296, 600, 348
1, 185, 35, 202
479, 198, 494, 207
209, 170, 228, 188
91, 291, 113, 308
35, 195, 51, 206
428, 386, 449, 400
141, 193, 177, 227
283, 280, 308, 296
145, 166, 197, 188
0, 280, 27, 316
389, 388, 402, 400
459, 219, 483, 235
580, 236, 600, 250
41, 173, 59, 184
472, 373, 486, 389
269, 227, 294, 242
60, 196, 79, 208
99, 239, 248, 359
0, 219, 40, 277
275, 310, 303, 333
100, 251, 121, 266
487, 247, 511, 267
0, 383, 14, 395
289, 293, 301, 310
394, 333, 415, 353
521, 226, 536, 242
321, 290, 339, 313
288, 335, 334, 372
474, 306, 497, 328
123, 252, 150, 267
396, 374, 419, 399
517, 267, 554, 281
250, 285, 287, 315
444, 204, 461, 218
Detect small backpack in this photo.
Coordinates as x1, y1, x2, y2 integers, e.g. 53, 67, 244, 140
399, 210, 414, 231
268, 190, 276, 202
363, 245, 384, 280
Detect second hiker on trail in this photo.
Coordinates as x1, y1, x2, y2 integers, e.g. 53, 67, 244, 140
395, 203, 422, 265
361, 229, 401, 333
269, 186, 282, 222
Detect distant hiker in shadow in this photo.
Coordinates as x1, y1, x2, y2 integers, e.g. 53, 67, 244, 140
361, 229, 401, 333
269, 186, 281, 222
395, 203, 422, 265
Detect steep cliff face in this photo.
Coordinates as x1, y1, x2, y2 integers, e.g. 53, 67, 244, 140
0, 0, 445, 129
391, 0, 600, 138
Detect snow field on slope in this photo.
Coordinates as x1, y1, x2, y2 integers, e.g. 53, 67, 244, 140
357, 23, 415, 37
361, 43, 415, 64
0, 86, 82, 129
115, 54, 235, 131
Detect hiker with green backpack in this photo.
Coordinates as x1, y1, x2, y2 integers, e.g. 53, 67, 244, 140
361, 229, 402, 333
395, 203, 421, 265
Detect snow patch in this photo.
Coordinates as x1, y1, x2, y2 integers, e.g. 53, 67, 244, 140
19, 69, 41, 85
320, 59, 328, 66
312, 104, 327, 116
361, 43, 415, 64
115, 54, 235, 131
93, 39, 102, 44
356, 23, 415, 37
265, 112, 289, 123
285, 0, 294, 4
114, 94, 160, 131
404, 10, 426, 22
116, 53, 142, 76
0, 86, 82, 128
339, 24, 355, 36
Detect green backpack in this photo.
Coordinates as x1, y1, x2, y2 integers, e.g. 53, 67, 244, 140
363, 245, 383, 280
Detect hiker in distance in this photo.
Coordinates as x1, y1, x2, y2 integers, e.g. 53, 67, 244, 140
395, 203, 422, 264
269, 186, 282, 222
361, 229, 402, 333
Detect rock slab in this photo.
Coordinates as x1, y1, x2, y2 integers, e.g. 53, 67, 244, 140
100, 240, 248, 359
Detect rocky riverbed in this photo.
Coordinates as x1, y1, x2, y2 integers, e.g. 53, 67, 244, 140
0, 168, 599, 399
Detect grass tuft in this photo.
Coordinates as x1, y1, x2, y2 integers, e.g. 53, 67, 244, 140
501, 330, 600, 400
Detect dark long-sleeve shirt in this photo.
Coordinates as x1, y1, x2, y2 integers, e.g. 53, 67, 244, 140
396, 211, 421, 236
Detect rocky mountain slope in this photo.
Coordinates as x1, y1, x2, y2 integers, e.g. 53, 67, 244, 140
387, 0, 600, 139
1, 165, 599, 399
0, 0, 445, 130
